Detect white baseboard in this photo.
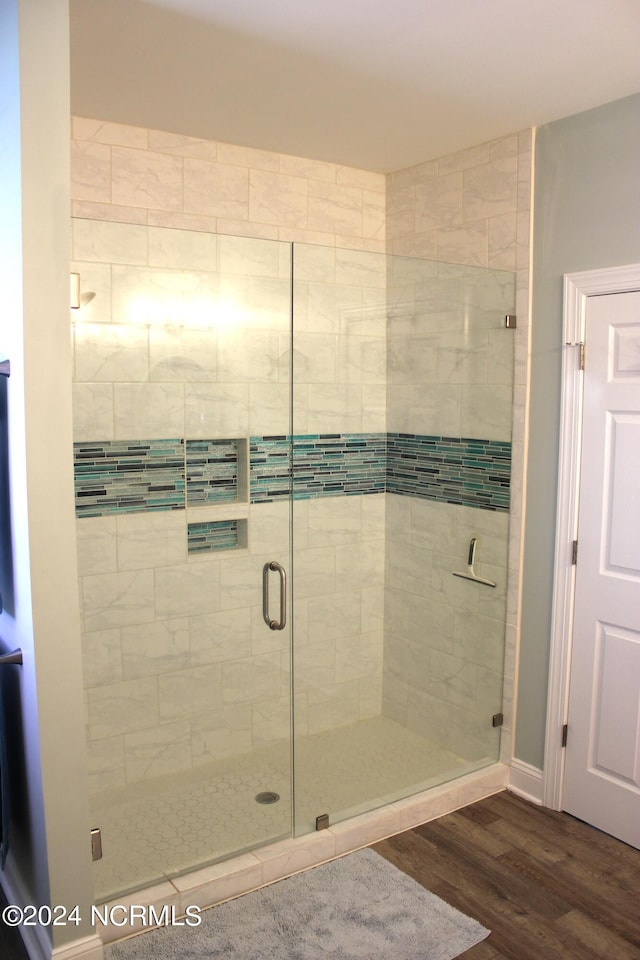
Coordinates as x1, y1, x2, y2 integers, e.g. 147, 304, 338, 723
508, 759, 544, 805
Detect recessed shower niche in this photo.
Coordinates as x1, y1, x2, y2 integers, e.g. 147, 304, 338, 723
71, 219, 515, 901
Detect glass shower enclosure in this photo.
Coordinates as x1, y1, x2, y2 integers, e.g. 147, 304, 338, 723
70, 219, 515, 901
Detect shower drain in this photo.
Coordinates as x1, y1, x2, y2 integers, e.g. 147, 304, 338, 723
255, 791, 280, 805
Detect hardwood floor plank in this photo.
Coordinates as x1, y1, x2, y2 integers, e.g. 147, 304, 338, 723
496, 846, 640, 946
374, 790, 640, 960
557, 908, 640, 959
414, 817, 573, 919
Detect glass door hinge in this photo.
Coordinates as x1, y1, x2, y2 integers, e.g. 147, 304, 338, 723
562, 724, 568, 747
91, 827, 103, 861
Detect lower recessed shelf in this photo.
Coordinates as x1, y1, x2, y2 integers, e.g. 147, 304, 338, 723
187, 518, 248, 554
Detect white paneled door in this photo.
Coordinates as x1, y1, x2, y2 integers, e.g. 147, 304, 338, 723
563, 290, 640, 849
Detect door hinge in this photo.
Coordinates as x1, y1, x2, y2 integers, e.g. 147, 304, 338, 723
562, 724, 568, 748
564, 341, 585, 370
571, 540, 578, 565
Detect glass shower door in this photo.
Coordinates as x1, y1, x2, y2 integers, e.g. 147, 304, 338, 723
71, 221, 294, 901
291, 244, 516, 835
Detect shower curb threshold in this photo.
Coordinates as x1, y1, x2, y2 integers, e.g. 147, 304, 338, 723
95, 762, 509, 948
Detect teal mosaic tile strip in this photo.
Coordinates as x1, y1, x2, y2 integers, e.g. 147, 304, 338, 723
74, 439, 184, 518
386, 433, 510, 512
249, 434, 386, 503
187, 520, 239, 553
249, 436, 293, 503
75, 432, 511, 517
186, 439, 238, 504
292, 433, 386, 500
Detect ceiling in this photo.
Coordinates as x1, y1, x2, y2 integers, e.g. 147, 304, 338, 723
69, 0, 640, 173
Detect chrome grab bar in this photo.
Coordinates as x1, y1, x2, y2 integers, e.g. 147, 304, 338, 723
262, 561, 287, 631
0, 648, 23, 665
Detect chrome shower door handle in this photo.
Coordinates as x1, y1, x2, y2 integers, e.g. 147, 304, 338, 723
262, 561, 287, 630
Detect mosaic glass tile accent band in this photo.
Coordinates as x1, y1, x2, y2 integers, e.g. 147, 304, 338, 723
74, 439, 185, 518
74, 433, 511, 517
187, 520, 240, 553
387, 433, 511, 511
248, 436, 292, 504
186, 439, 238, 505
249, 434, 386, 503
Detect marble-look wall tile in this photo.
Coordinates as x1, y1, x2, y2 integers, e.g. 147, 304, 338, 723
75, 322, 149, 383
155, 560, 221, 619
307, 181, 363, 237
186, 383, 250, 438
221, 653, 282, 705
72, 382, 114, 441
83, 570, 155, 632
76, 516, 117, 576
415, 172, 463, 232
82, 628, 123, 688
463, 156, 518, 222
249, 169, 309, 229
111, 147, 183, 211
437, 220, 488, 266
147, 129, 218, 162
307, 592, 361, 645
248, 383, 291, 436
73, 117, 148, 149
121, 618, 190, 679
189, 608, 252, 666
72, 218, 148, 265
251, 698, 290, 747
87, 734, 126, 793
124, 721, 193, 781
147, 226, 217, 271
306, 680, 360, 733
88, 676, 159, 740
113, 383, 185, 439
149, 326, 218, 383
335, 631, 383, 683
72, 200, 148, 225
191, 705, 253, 763
71, 140, 111, 203
488, 212, 518, 270
70, 260, 113, 324
183, 158, 249, 219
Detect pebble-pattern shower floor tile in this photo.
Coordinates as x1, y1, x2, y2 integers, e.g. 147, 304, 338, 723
91, 716, 479, 902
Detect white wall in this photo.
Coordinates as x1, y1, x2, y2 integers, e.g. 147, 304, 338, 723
0, 1, 97, 956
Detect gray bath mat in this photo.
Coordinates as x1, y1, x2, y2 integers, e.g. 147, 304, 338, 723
107, 848, 489, 959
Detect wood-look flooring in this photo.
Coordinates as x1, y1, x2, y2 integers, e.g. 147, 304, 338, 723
374, 790, 640, 959
1, 789, 638, 958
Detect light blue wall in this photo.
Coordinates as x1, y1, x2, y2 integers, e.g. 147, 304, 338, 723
516, 94, 640, 768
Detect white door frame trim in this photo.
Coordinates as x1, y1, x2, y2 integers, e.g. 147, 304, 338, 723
544, 262, 640, 810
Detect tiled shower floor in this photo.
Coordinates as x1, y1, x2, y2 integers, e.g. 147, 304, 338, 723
91, 716, 475, 902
